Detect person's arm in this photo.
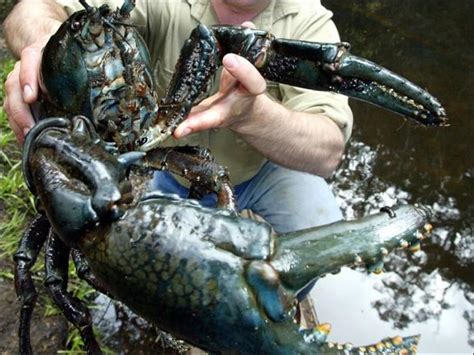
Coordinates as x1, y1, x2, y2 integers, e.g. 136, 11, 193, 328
173, 53, 344, 178
234, 98, 345, 178
173, 2, 351, 178
3, 0, 68, 143
4, 0, 66, 57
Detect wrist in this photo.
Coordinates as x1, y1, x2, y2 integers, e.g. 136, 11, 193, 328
229, 93, 272, 132
4, 1, 66, 57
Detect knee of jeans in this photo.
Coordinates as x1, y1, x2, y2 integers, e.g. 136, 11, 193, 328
151, 171, 188, 197
312, 204, 343, 225
265, 196, 342, 233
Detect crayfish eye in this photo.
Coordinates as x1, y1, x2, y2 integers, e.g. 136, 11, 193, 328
70, 21, 82, 31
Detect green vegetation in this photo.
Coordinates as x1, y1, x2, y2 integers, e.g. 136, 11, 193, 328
0, 59, 33, 259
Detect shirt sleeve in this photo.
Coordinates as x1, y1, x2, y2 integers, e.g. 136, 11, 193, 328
274, 2, 353, 142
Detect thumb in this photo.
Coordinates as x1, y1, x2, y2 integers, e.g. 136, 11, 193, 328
222, 54, 266, 95
241, 21, 256, 29
19, 36, 51, 103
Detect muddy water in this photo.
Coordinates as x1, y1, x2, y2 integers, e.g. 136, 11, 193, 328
314, 0, 473, 352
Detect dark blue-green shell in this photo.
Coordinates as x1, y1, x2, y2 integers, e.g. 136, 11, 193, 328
40, 10, 91, 118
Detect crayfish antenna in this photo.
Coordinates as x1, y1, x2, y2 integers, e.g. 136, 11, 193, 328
79, 0, 93, 13
119, 0, 136, 18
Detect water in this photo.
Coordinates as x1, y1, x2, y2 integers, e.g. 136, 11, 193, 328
314, 0, 473, 351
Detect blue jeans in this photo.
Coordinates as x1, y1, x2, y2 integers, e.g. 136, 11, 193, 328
151, 160, 342, 234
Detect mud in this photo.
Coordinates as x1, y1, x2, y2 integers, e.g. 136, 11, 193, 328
0, 259, 68, 354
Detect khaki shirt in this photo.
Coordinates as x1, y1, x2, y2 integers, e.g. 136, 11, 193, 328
57, 0, 353, 184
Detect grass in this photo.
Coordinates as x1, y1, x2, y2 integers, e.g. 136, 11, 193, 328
0, 59, 34, 259
0, 59, 107, 353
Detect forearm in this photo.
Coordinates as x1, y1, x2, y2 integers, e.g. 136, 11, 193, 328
4, 0, 67, 57
231, 95, 345, 178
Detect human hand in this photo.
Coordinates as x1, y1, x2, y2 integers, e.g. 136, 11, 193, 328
173, 22, 267, 139
3, 35, 51, 145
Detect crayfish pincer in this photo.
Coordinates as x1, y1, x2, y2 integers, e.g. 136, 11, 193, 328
15, 0, 446, 353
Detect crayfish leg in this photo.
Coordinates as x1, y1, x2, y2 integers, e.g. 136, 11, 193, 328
145, 146, 238, 213
71, 249, 111, 297
14, 215, 51, 355
44, 234, 102, 354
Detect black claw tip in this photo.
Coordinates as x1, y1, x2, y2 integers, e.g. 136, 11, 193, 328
380, 206, 397, 218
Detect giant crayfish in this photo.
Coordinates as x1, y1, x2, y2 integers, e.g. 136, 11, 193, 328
15, 0, 448, 353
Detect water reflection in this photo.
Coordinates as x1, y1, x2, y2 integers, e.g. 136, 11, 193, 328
315, 1, 473, 350
313, 267, 472, 352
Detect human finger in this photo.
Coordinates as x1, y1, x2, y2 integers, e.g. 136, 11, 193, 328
2, 96, 21, 140
19, 45, 43, 103
174, 104, 230, 138
222, 54, 266, 95
4, 63, 35, 144
241, 21, 256, 29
